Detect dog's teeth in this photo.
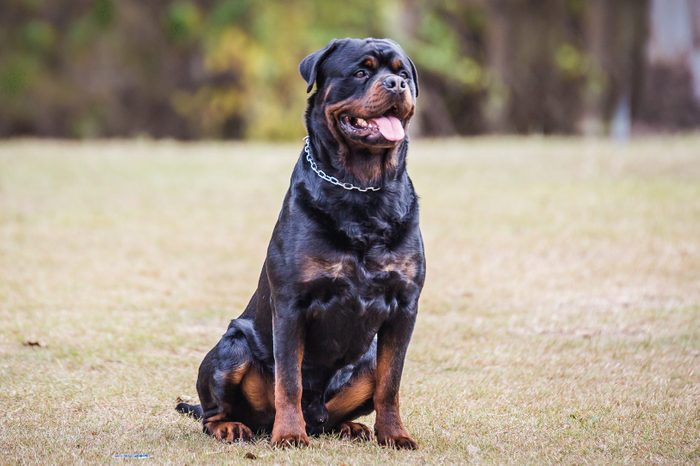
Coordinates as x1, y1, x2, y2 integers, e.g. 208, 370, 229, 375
355, 118, 367, 127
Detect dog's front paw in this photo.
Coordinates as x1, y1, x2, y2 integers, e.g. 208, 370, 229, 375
375, 427, 418, 450
271, 415, 310, 448
270, 429, 310, 448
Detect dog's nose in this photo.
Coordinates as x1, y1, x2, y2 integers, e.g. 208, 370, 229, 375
382, 75, 407, 93
316, 412, 328, 425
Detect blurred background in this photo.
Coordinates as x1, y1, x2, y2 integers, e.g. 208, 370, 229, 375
1, 0, 699, 140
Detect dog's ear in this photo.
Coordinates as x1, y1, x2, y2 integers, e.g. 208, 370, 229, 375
407, 56, 419, 97
299, 39, 339, 93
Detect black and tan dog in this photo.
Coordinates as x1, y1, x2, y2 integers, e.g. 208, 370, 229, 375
176, 38, 424, 449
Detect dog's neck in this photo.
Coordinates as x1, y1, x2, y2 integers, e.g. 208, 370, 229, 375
296, 131, 416, 246
292, 163, 418, 250
306, 130, 408, 188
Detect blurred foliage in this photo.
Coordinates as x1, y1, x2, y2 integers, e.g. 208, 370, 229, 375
0, 0, 384, 139
0, 0, 689, 139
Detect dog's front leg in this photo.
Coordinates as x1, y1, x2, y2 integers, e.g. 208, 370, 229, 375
270, 309, 309, 447
374, 307, 418, 449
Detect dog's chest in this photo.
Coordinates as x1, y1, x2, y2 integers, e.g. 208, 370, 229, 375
298, 252, 419, 366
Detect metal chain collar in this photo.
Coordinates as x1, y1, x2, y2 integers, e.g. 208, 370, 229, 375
303, 136, 381, 192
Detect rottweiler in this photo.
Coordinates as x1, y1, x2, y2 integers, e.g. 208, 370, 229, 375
176, 37, 424, 450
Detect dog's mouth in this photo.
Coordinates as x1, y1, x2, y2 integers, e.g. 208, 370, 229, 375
338, 107, 407, 146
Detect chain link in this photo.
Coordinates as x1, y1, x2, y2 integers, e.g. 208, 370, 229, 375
303, 136, 381, 192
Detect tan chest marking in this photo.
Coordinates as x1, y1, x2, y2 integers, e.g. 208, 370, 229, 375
382, 256, 418, 281
301, 255, 418, 283
300, 256, 352, 282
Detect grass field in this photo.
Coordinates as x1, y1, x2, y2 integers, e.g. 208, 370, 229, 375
1, 136, 699, 465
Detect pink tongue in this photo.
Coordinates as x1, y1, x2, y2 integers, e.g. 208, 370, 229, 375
370, 116, 405, 141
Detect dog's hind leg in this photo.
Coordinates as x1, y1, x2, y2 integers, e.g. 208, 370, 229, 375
193, 320, 275, 443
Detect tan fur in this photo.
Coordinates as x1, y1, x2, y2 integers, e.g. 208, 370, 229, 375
383, 256, 417, 281
363, 57, 377, 69
271, 340, 308, 446
204, 412, 225, 423
300, 256, 352, 282
226, 361, 250, 385
374, 347, 398, 409
326, 374, 375, 421
205, 421, 253, 443
241, 368, 274, 412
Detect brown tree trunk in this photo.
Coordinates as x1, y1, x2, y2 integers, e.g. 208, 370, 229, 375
580, 0, 608, 136
485, 0, 511, 133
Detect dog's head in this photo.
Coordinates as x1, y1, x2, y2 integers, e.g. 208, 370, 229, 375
300, 38, 419, 183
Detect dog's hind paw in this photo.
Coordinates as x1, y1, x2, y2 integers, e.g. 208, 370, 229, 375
205, 421, 253, 443
338, 421, 372, 441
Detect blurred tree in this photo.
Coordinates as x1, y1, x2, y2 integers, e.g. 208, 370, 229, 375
639, 0, 700, 129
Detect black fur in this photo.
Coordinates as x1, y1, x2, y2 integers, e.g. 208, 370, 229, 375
175, 402, 203, 419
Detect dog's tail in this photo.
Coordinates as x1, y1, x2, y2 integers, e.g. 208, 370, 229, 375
175, 402, 203, 420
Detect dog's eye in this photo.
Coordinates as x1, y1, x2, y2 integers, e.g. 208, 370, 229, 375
354, 70, 368, 79
398, 70, 410, 79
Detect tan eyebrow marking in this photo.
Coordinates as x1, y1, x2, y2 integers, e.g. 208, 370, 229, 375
362, 57, 377, 69
391, 58, 403, 72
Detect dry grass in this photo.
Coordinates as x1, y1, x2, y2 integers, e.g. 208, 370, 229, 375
0, 136, 699, 465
